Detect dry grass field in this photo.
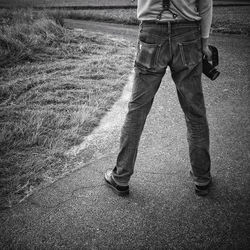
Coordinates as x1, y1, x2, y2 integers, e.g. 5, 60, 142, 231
0, 9, 135, 208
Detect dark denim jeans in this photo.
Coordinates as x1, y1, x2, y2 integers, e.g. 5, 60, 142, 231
112, 21, 211, 187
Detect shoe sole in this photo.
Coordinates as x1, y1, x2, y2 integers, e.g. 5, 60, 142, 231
104, 176, 129, 196
195, 187, 209, 196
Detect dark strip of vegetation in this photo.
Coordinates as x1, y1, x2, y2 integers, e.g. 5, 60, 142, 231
46, 6, 250, 36
1, 1, 250, 9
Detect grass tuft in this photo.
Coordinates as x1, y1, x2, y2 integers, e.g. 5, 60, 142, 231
0, 9, 66, 67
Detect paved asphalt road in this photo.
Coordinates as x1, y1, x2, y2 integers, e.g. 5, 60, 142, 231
0, 20, 249, 249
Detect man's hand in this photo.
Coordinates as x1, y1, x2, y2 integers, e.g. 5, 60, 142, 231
202, 38, 212, 61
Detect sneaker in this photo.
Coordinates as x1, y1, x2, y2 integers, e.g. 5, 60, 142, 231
104, 169, 129, 196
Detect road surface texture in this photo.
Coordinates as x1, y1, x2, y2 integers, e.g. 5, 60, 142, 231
0, 20, 249, 249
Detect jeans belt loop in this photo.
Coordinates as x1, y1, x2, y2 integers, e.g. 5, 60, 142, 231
168, 22, 171, 35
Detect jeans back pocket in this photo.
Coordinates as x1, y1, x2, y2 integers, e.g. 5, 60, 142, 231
135, 40, 160, 70
178, 38, 202, 67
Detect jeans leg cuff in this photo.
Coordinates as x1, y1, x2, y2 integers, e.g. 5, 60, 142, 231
190, 170, 211, 186
111, 171, 129, 187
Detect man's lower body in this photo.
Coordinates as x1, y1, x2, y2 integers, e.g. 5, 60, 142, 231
105, 21, 212, 196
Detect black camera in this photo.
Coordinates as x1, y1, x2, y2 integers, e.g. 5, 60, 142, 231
202, 45, 220, 80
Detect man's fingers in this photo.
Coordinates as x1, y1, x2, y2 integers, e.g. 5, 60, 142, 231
203, 47, 212, 61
